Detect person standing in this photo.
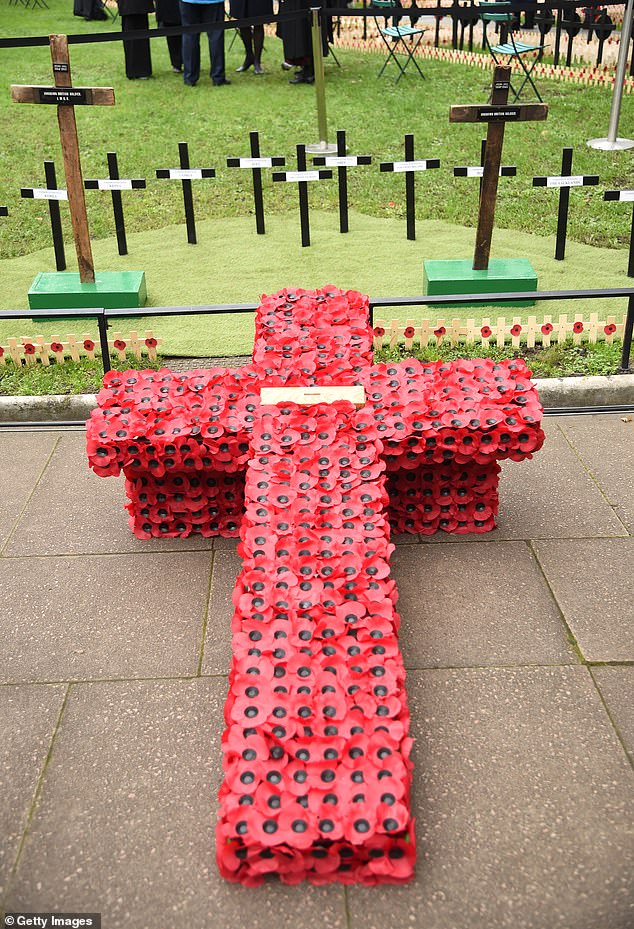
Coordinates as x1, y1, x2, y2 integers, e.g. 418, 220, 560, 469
155, 0, 183, 72
277, 0, 327, 84
117, 0, 154, 79
230, 0, 272, 74
180, 0, 230, 86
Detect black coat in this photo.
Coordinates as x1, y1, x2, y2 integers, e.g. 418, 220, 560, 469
155, 0, 180, 22
229, 0, 272, 18
277, 0, 328, 60
117, 0, 154, 15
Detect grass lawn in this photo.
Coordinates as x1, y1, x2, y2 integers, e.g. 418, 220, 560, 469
1, 0, 634, 263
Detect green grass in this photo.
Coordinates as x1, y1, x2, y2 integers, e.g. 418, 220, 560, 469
0, 338, 624, 395
1, 211, 631, 357
0, 353, 162, 395
1, 0, 633, 265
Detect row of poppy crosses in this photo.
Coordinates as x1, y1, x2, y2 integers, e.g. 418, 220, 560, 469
87, 286, 545, 884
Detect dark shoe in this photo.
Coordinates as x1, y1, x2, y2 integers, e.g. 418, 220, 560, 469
236, 57, 254, 73
214, 78, 232, 86
289, 68, 309, 84
253, 60, 264, 75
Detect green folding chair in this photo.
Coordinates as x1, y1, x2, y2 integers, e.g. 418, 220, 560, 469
372, 0, 426, 83
479, 1, 545, 101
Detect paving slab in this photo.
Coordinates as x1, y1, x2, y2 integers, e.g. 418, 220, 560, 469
5, 433, 215, 557
348, 666, 634, 929
0, 432, 58, 550
533, 538, 634, 662
201, 550, 240, 675
392, 541, 576, 668
558, 414, 634, 532
0, 683, 66, 900
591, 666, 634, 760
0, 553, 212, 683
5, 679, 347, 929
420, 418, 628, 543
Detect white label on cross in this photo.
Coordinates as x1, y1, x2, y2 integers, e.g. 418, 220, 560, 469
28, 188, 68, 201
546, 176, 585, 188
236, 157, 276, 168
283, 170, 322, 182
92, 179, 138, 191
392, 160, 434, 173
319, 156, 364, 167
617, 190, 634, 201
167, 169, 206, 180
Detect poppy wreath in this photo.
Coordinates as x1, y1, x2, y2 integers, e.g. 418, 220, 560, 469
87, 286, 544, 542
217, 400, 416, 885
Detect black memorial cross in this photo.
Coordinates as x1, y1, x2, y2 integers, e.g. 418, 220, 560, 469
156, 142, 215, 245
380, 133, 440, 241
313, 130, 372, 234
0, 207, 8, 218
450, 65, 548, 270
533, 148, 599, 261
85, 152, 146, 257
21, 160, 67, 271
11, 34, 115, 283
604, 190, 634, 278
227, 131, 285, 236
272, 144, 332, 247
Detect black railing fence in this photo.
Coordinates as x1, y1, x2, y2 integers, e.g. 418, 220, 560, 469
1, 284, 633, 377
0, 2, 631, 72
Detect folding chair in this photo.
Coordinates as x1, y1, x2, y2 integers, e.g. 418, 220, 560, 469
479, 1, 545, 101
371, 0, 426, 82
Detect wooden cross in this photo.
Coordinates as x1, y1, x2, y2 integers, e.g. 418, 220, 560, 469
11, 35, 115, 283
450, 65, 548, 271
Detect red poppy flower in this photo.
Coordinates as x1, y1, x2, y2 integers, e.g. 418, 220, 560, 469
480, 325, 492, 338
0, 346, 4, 357
433, 326, 446, 339
541, 323, 553, 335
403, 326, 415, 339
83, 339, 95, 352
145, 337, 158, 348
573, 321, 584, 334
114, 339, 126, 351
23, 343, 36, 355
510, 324, 522, 337
604, 323, 617, 335
373, 326, 385, 337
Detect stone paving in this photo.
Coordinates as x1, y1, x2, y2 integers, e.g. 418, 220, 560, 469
0, 413, 632, 929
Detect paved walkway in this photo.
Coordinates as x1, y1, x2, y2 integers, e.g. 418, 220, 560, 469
0, 413, 633, 929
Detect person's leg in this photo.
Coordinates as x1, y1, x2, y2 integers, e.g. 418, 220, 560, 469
253, 24, 264, 73
207, 3, 227, 84
236, 27, 254, 71
180, 1, 201, 85
166, 23, 183, 71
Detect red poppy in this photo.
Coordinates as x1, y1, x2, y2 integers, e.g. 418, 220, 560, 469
403, 326, 415, 339
23, 343, 36, 355
433, 326, 446, 339
145, 337, 158, 348
480, 325, 492, 338
113, 339, 126, 351
604, 323, 617, 335
541, 323, 553, 335
83, 339, 95, 352
573, 321, 584, 334
373, 326, 385, 337
510, 324, 522, 337
0, 346, 4, 357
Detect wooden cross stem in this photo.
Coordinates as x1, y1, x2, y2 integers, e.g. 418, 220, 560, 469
473, 66, 511, 270
49, 35, 95, 283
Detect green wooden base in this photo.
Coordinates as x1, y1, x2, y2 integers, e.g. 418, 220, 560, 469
28, 271, 147, 316
423, 258, 538, 307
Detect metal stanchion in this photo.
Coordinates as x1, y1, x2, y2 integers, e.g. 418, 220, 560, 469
588, 0, 634, 150
306, 7, 337, 154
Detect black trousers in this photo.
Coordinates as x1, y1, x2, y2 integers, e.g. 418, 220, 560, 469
121, 13, 152, 78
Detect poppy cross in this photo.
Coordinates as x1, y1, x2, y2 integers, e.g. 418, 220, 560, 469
87, 286, 545, 885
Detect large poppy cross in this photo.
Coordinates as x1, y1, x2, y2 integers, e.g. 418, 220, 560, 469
87, 287, 544, 885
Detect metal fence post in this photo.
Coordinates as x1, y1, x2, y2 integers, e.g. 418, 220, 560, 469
306, 8, 337, 154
